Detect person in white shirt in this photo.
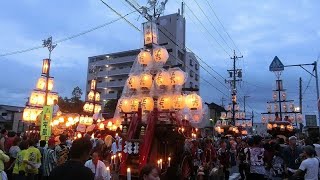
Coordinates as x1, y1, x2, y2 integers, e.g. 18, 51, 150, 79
294, 145, 319, 180
85, 152, 109, 180
53, 99, 60, 116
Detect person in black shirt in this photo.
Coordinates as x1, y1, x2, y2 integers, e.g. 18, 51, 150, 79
49, 137, 94, 180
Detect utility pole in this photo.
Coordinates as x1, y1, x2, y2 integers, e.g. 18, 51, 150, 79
299, 77, 302, 113
226, 50, 243, 125
221, 97, 226, 107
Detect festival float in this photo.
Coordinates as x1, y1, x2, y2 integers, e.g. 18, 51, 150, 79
110, 21, 206, 178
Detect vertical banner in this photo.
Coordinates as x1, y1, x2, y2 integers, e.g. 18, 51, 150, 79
143, 22, 158, 46
40, 106, 53, 140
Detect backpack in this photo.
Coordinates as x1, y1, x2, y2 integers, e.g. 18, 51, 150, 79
56, 144, 69, 166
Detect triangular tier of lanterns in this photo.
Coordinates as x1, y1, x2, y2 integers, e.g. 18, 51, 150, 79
115, 21, 204, 127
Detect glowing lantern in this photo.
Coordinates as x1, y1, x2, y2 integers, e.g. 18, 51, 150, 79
29, 91, 45, 106
158, 95, 172, 111
281, 92, 287, 101
90, 80, 96, 90
99, 123, 105, 130
53, 120, 59, 126
140, 73, 153, 90
143, 21, 158, 45
89, 103, 94, 112
155, 70, 171, 87
42, 59, 50, 75
273, 124, 278, 128
153, 47, 169, 64
48, 78, 54, 91
283, 103, 288, 112
241, 130, 248, 135
66, 122, 70, 127
118, 98, 131, 113
141, 97, 154, 111
88, 91, 95, 101
172, 94, 185, 110
130, 98, 140, 112
59, 117, 65, 123
36, 77, 46, 90
272, 92, 277, 101
220, 112, 226, 119
127, 75, 140, 90
185, 93, 202, 110
68, 117, 73, 123
261, 116, 267, 123
267, 104, 272, 113
138, 50, 152, 66
107, 121, 112, 129
47, 93, 58, 105
112, 125, 117, 131
77, 133, 82, 138
94, 105, 102, 114
74, 117, 79, 123
170, 69, 186, 86
274, 104, 279, 111
287, 125, 294, 131
83, 102, 90, 112
79, 115, 84, 123
95, 92, 100, 102
280, 125, 285, 131
267, 123, 273, 130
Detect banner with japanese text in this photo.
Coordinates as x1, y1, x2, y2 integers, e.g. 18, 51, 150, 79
40, 106, 53, 140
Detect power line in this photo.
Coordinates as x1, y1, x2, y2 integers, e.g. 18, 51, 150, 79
204, 0, 243, 56
192, 0, 233, 52
183, 2, 231, 57
0, 10, 137, 57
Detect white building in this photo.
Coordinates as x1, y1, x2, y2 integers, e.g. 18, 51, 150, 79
0, 105, 27, 132
86, 12, 200, 103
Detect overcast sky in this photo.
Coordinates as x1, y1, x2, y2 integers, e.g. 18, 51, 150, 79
0, 0, 319, 122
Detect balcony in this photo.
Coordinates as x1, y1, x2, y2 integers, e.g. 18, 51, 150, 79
97, 68, 131, 77
101, 93, 118, 100
89, 56, 135, 67
97, 81, 126, 88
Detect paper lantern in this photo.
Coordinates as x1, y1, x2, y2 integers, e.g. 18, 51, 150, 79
140, 73, 153, 90
235, 105, 240, 111
170, 69, 186, 86
261, 116, 267, 123
130, 98, 140, 112
48, 78, 54, 91
23, 107, 42, 121
47, 93, 58, 105
29, 91, 45, 106
280, 125, 285, 131
267, 123, 273, 130
273, 124, 278, 128
36, 77, 46, 90
241, 130, 248, 135
185, 93, 202, 110
267, 104, 272, 113
220, 112, 226, 119
153, 47, 168, 64
107, 121, 112, 128
88, 90, 95, 101
60, 117, 65, 123
118, 98, 131, 113
95, 92, 100, 102
143, 21, 158, 45
272, 92, 277, 101
283, 103, 288, 112
89, 103, 94, 112
158, 95, 172, 110
127, 75, 140, 90
94, 105, 102, 114
90, 80, 97, 90
289, 103, 294, 112
83, 102, 90, 112
141, 97, 154, 111
99, 123, 105, 130
274, 104, 279, 111
138, 50, 152, 66
227, 112, 232, 119
172, 94, 185, 110
287, 125, 294, 131
281, 92, 287, 101
42, 59, 50, 75
155, 70, 171, 87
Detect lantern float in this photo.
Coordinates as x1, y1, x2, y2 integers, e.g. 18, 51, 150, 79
172, 94, 185, 110
170, 68, 186, 86
130, 98, 140, 112
158, 95, 172, 111
127, 75, 140, 90
118, 98, 131, 113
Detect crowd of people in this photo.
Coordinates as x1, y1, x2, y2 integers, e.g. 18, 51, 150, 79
180, 134, 320, 180
0, 128, 161, 180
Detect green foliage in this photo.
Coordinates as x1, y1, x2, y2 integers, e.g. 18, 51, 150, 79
58, 87, 84, 114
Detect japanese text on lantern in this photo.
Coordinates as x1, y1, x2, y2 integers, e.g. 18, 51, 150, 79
40, 106, 53, 141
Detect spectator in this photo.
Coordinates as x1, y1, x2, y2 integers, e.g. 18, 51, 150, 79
7, 137, 22, 179
38, 140, 46, 178
283, 136, 302, 178
270, 144, 285, 180
0, 129, 8, 152
42, 138, 57, 180
5, 131, 17, 154
294, 145, 319, 180
49, 137, 94, 180
139, 164, 160, 180
84, 152, 108, 180
12, 140, 29, 180
54, 135, 69, 166
248, 135, 265, 179
217, 140, 230, 180
0, 143, 10, 179
23, 139, 41, 180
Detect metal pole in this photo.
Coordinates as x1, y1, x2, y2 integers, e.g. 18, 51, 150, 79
299, 77, 302, 113
44, 52, 51, 106
232, 51, 236, 125
314, 61, 320, 127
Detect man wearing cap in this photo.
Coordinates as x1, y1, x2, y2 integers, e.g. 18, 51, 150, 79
42, 138, 57, 180
293, 145, 319, 180
283, 136, 303, 177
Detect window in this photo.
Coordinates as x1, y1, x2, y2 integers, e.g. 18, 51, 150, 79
99, 68, 103, 71
190, 82, 193, 88
98, 80, 102, 83
1, 113, 7, 116
108, 91, 115, 94
190, 70, 194, 77
178, 50, 184, 61
195, 74, 199, 81
195, 63, 199, 70
167, 49, 173, 53
189, 59, 194, 66
119, 67, 124, 69
118, 79, 123, 81
110, 79, 115, 82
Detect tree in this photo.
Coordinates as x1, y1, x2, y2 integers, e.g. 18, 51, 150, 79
104, 99, 118, 117
57, 87, 84, 114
